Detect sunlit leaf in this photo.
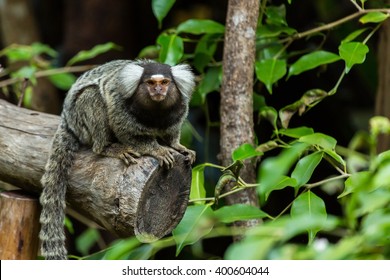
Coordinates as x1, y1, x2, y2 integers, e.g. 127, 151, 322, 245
299, 133, 337, 150
103, 238, 140, 260
288, 51, 340, 78
338, 42, 369, 73
173, 205, 214, 256
359, 12, 389, 24
278, 127, 314, 138
177, 19, 225, 35
214, 204, 269, 223
232, 143, 263, 161
48, 72, 76, 90
157, 34, 183, 65
67, 42, 121, 66
190, 164, 206, 204
255, 58, 286, 94
342, 28, 369, 43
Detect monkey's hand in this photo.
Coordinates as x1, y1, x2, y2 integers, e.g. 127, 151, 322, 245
170, 143, 196, 165
100, 143, 141, 165
150, 146, 177, 169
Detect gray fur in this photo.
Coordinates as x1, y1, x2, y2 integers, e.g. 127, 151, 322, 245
39, 60, 196, 260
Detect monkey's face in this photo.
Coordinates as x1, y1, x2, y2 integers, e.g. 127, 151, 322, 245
144, 75, 171, 102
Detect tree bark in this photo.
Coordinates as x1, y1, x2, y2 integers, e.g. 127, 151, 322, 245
375, 17, 390, 153
219, 0, 260, 224
0, 99, 191, 241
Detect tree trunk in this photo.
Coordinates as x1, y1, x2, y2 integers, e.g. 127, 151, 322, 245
0, 99, 191, 241
219, 0, 260, 226
375, 17, 390, 153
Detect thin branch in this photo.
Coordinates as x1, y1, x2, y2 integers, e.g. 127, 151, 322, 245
0, 65, 95, 88
280, 8, 390, 44
350, 0, 363, 11
305, 174, 350, 189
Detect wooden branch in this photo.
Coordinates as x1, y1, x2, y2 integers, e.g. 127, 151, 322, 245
0, 99, 192, 240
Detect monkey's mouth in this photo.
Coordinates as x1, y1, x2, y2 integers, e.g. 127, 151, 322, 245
150, 93, 166, 102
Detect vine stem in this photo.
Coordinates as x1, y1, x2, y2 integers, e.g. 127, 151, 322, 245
279, 8, 390, 44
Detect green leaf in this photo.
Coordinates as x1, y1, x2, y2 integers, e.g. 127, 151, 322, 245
225, 237, 277, 260
177, 19, 225, 35
67, 42, 121, 66
278, 126, 314, 138
255, 58, 286, 94
76, 228, 100, 255
338, 42, 369, 73
359, 12, 389, 24
324, 149, 346, 170
31, 42, 57, 57
338, 171, 372, 198
152, 0, 176, 29
288, 51, 341, 78
137, 45, 160, 59
258, 142, 309, 196
190, 164, 206, 204
257, 25, 296, 39
193, 33, 220, 72
172, 205, 214, 256
262, 176, 297, 200
12, 65, 37, 85
291, 151, 323, 188
259, 106, 278, 129
290, 191, 327, 244
232, 143, 263, 161
157, 34, 183, 65
196, 66, 221, 103
342, 28, 369, 43
214, 204, 269, 223
265, 5, 287, 26
103, 238, 140, 260
48, 72, 76, 90
299, 133, 337, 150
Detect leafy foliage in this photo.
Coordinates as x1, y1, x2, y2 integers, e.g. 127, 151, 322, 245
1, 0, 389, 261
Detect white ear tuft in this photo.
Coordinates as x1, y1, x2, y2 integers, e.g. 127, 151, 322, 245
119, 63, 144, 97
171, 64, 195, 99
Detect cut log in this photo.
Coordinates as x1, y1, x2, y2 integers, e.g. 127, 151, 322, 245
0, 190, 40, 259
0, 99, 192, 240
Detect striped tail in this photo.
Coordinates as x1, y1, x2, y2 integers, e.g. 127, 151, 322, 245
39, 121, 79, 260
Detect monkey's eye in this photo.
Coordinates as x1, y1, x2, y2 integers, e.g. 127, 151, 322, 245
146, 80, 155, 86
161, 79, 170, 85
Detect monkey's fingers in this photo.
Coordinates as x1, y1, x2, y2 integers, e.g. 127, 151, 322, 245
155, 148, 175, 169
121, 153, 138, 165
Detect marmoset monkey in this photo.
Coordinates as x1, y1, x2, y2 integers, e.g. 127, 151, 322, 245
39, 60, 196, 260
